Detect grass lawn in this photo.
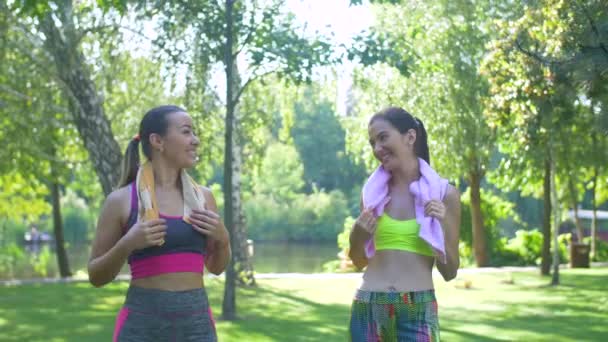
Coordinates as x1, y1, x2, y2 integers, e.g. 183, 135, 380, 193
1, 268, 607, 341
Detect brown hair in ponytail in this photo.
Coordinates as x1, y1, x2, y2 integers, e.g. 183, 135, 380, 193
117, 137, 141, 188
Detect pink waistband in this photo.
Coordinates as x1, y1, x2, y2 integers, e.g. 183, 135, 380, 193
129, 252, 205, 279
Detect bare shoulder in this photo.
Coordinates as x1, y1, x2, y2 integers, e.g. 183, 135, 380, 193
108, 185, 131, 206
102, 185, 131, 224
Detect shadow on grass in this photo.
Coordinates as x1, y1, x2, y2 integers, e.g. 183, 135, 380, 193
1, 281, 351, 342
440, 270, 608, 342
210, 283, 351, 341
0, 282, 129, 342
2, 269, 605, 342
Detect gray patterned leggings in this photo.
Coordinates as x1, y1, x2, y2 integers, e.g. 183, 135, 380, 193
113, 286, 217, 342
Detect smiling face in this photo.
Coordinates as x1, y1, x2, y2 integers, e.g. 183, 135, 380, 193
368, 117, 417, 171
152, 111, 200, 168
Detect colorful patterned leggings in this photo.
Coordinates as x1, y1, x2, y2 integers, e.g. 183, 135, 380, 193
349, 289, 440, 342
113, 286, 217, 342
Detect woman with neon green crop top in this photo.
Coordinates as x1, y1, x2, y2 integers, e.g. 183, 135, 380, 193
348, 107, 461, 342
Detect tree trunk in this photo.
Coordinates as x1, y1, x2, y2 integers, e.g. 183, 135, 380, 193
222, 0, 237, 321
567, 178, 585, 241
541, 157, 552, 275
590, 164, 598, 261
39, 4, 122, 196
590, 129, 599, 260
469, 171, 489, 267
221, 0, 257, 320
230, 107, 255, 287
50, 181, 72, 278
550, 154, 560, 286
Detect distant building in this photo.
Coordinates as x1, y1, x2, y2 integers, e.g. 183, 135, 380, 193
566, 209, 608, 241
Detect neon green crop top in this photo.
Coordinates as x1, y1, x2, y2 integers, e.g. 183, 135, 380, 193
374, 214, 434, 256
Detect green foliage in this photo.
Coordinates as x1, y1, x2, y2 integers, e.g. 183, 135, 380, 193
481, 0, 608, 202
246, 139, 351, 242
322, 216, 360, 273
145, 1, 334, 86
458, 241, 475, 267
492, 229, 570, 266
0, 242, 54, 279
460, 187, 520, 260
30, 245, 52, 277
1, 0, 105, 219
208, 183, 225, 215
61, 190, 95, 244
246, 190, 349, 242
456, 187, 575, 267
291, 88, 367, 195
345, 0, 496, 187
348, 30, 416, 77
338, 216, 356, 252
350, 0, 402, 6
0, 173, 51, 223
253, 142, 304, 202
246, 10, 335, 83
502, 229, 544, 266
584, 237, 608, 262
0, 243, 25, 279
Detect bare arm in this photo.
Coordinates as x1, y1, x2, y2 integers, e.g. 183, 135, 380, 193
348, 198, 375, 270
87, 189, 133, 287
349, 227, 371, 269
435, 185, 461, 281
88, 188, 167, 287
197, 187, 231, 275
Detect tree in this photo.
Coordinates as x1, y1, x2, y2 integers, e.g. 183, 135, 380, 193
480, 0, 607, 278
0, 173, 51, 232
221, 0, 333, 318
0, 59, 79, 277
513, 1, 608, 131
253, 143, 304, 202
2, 1, 187, 277
0, 5, 88, 276
11, 1, 125, 195
587, 101, 608, 259
291, 86, 367, 196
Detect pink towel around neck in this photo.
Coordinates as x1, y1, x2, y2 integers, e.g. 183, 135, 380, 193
362, 158, 449, 263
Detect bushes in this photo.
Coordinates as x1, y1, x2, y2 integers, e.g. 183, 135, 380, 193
245, 142, 351, 241
246, 189, 350, 241
323, 216, 358, 273
0, 243, 25, 279
0, 243, 53, 279
61, 189, 96, 244
460, 187, 521, 264
583, 237, 608, 262
502, 229, 544, 265
492, 229, 571, 266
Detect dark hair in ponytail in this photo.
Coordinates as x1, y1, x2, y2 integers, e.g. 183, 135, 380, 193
369, 106, 430, 165
117, 138, 141, 188
116, 105, 186, 188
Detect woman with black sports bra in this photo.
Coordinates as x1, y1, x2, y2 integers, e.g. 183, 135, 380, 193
348, 107, 461, 341
88, 105, 230, 341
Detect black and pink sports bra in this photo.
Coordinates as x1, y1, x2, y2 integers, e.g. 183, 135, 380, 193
123, 183, 207, 279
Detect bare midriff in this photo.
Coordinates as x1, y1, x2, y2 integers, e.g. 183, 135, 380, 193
131, 272, 204, 291
360, 250, 434, 292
